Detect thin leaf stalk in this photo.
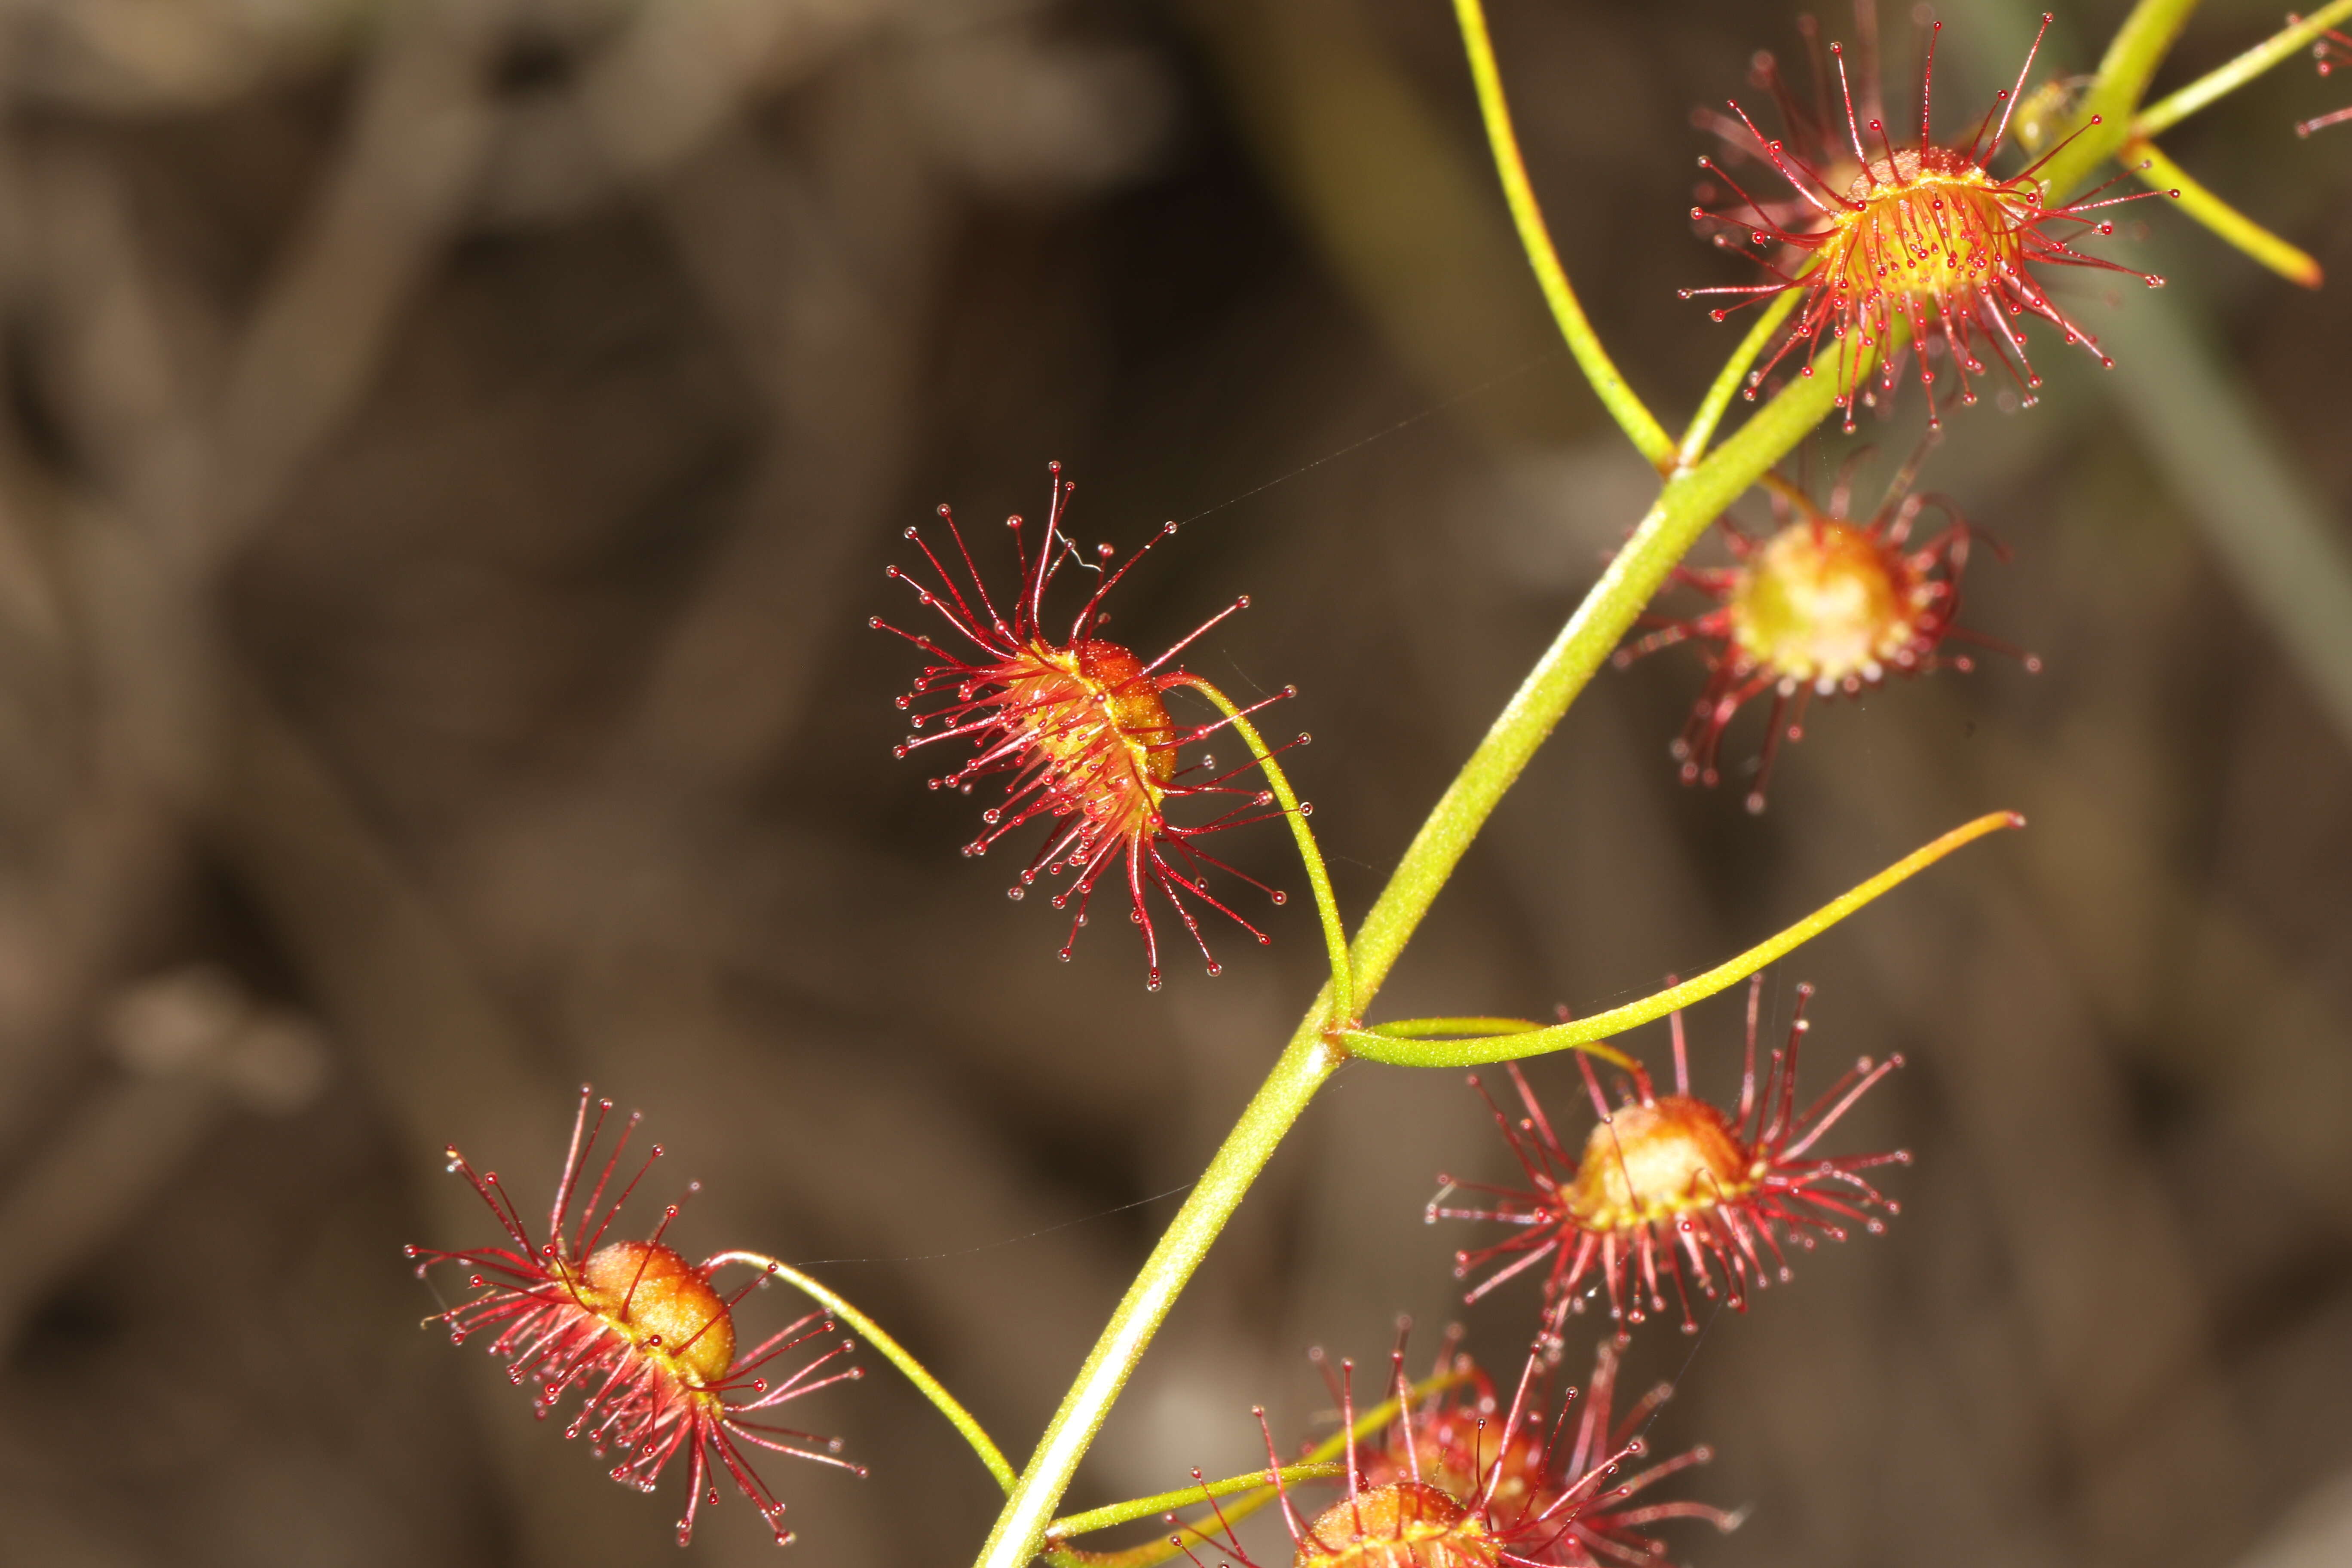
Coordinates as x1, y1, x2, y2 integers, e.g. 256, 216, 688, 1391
1363, 1016, 1636, 1071
1344, 312, 1906, 1008
1345, 811, 2025, 1068
707, 1252, 1017, 1493
1172, 674, 1354, 1023
1453, 0, 1675, 469
2123, 138, 2321, 287
1043, 1465, 1344, 1567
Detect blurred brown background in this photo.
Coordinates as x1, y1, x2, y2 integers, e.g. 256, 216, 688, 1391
0, 0, 2346, 1564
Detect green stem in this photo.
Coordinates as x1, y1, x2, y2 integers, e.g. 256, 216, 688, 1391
2124, 137, 2320, 286
968, 3, 2218, 1559
1345, 812, 2024, 1068
2033, 0, 2205, 200
2132, 0, 2352, 138
954, 0, 2267, 1545
707, 1252, 1017, 1494
1453, 0, 1675, 470
1676, 286, 1803, 469
1345, 317, 1902, 1011
973, 313, 1896, 1568
972, 1026, 1342, 1568
1171, 675, 1354, 1024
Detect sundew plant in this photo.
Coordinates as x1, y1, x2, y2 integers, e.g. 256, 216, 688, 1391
409, 1, 2350, 1563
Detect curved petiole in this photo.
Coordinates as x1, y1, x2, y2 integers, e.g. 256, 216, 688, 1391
1344, 811, 2024, 1069
2122, 137, 2321, 287
1171, 674, 1354, 1026
1453, 0, 1675, 471
708, 1251, 1017, 1494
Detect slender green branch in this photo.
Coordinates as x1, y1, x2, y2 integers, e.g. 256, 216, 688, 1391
1343, 812, 2024, 1069
1366, 1015, 1635, 1071
2133, 0, 2352, 138
1676, 286, 1803, 469
1453, 0, 1675, 470
2034, 0, 2205, 199
1171, 674, 1354, 1024
2123, 138, 2321, 286
974, 309, 1903, 1568
707, 1252, 1016, 1494
1043, 1363, 1470, 1568
974, 5, 2210, 1561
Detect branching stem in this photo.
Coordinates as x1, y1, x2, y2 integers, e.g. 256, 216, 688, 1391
973, 309, 1905, 1568
960, 0, 2230, 1558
